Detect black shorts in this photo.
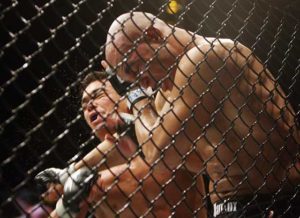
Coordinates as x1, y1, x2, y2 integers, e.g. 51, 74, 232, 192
211, 193, 300, 218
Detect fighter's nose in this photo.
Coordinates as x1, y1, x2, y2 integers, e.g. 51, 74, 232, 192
87, 100, 94, 112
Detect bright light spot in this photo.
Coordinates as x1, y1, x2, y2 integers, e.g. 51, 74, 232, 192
166, 0, 182, 14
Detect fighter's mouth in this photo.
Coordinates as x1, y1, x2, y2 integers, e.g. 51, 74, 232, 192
90, 113, 99, 122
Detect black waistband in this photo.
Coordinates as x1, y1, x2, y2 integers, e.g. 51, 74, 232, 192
212, 193, 300, 217
214, 193, 294, 206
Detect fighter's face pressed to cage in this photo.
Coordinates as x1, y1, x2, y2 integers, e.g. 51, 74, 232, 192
82, 80, 126, 139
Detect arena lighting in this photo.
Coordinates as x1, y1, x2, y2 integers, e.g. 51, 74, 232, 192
166, 0, 182, 14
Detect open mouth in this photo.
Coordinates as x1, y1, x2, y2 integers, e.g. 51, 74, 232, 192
90, 113, 99, 122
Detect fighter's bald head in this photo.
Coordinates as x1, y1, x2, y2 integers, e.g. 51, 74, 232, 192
105, 12, 167, 68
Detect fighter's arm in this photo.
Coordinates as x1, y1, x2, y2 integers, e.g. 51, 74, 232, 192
132, 98, 159, 145
131, 44, 220, 167
54, 151, 145, 218
35, 135, 136, 204
235, 42, 299, 143
35, 139, 117, 185
74, 137, 126, 171
87, 156, 160, 217
133, 40, 272, 168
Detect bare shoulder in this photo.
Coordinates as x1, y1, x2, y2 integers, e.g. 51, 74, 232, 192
177, 38, 256, 80
172, 38, 262, 104
177, 39, 243, 78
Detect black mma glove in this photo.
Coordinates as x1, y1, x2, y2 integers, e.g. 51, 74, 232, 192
35, 163, 76, 186
55, 167, 97, 218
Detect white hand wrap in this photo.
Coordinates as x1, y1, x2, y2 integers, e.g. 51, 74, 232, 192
35, 163, 76, 186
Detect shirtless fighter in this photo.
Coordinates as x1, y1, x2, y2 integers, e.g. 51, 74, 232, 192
36, 71, 206, 217
103, 12, 300, 217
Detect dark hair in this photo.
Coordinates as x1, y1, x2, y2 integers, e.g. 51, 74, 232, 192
81, 70, 131, 96
80, 71, 109, 96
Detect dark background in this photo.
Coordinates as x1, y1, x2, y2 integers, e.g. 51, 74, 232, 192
0, 0, 299, 216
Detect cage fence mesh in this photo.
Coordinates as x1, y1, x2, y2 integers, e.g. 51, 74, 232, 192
0, 0, 300, 217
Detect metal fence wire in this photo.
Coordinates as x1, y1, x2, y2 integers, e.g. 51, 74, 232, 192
1, 0, 300, 217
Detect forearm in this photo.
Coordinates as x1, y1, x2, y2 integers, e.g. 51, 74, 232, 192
133, 98, 158, 140
88, 158, 144, 205
128, 87, 188, 168
127, 87, 157, 132
75, 138, 125, 171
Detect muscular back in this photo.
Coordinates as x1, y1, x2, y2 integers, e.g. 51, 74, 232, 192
151, 38, 299, 203
193, 40, 298, 202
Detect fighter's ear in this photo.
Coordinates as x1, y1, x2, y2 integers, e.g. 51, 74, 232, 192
145, 26, 163, 42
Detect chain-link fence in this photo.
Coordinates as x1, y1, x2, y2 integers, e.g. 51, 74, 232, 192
1, 0, 300, 217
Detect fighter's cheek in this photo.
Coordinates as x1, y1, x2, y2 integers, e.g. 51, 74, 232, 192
83, 114, 91, 126
98, 97, 114, 107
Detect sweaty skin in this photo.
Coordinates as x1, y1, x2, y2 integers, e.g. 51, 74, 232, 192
105, 12, 300, 204
40, 79, 130, 205
84, 78, 207, 217
47, 76, 207, 217
89, 154, 206, 218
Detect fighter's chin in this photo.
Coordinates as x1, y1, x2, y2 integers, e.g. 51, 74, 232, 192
93, 122, 116, 138
93, 122, 105, 131
92, 123, 105, 137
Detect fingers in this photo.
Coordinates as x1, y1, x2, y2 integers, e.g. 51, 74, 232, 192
101, 60, 110, 70
41, 183, 63, 204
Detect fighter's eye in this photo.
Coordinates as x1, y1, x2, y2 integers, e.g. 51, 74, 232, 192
89, 88, 105, 101
92, 91, 104, 100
